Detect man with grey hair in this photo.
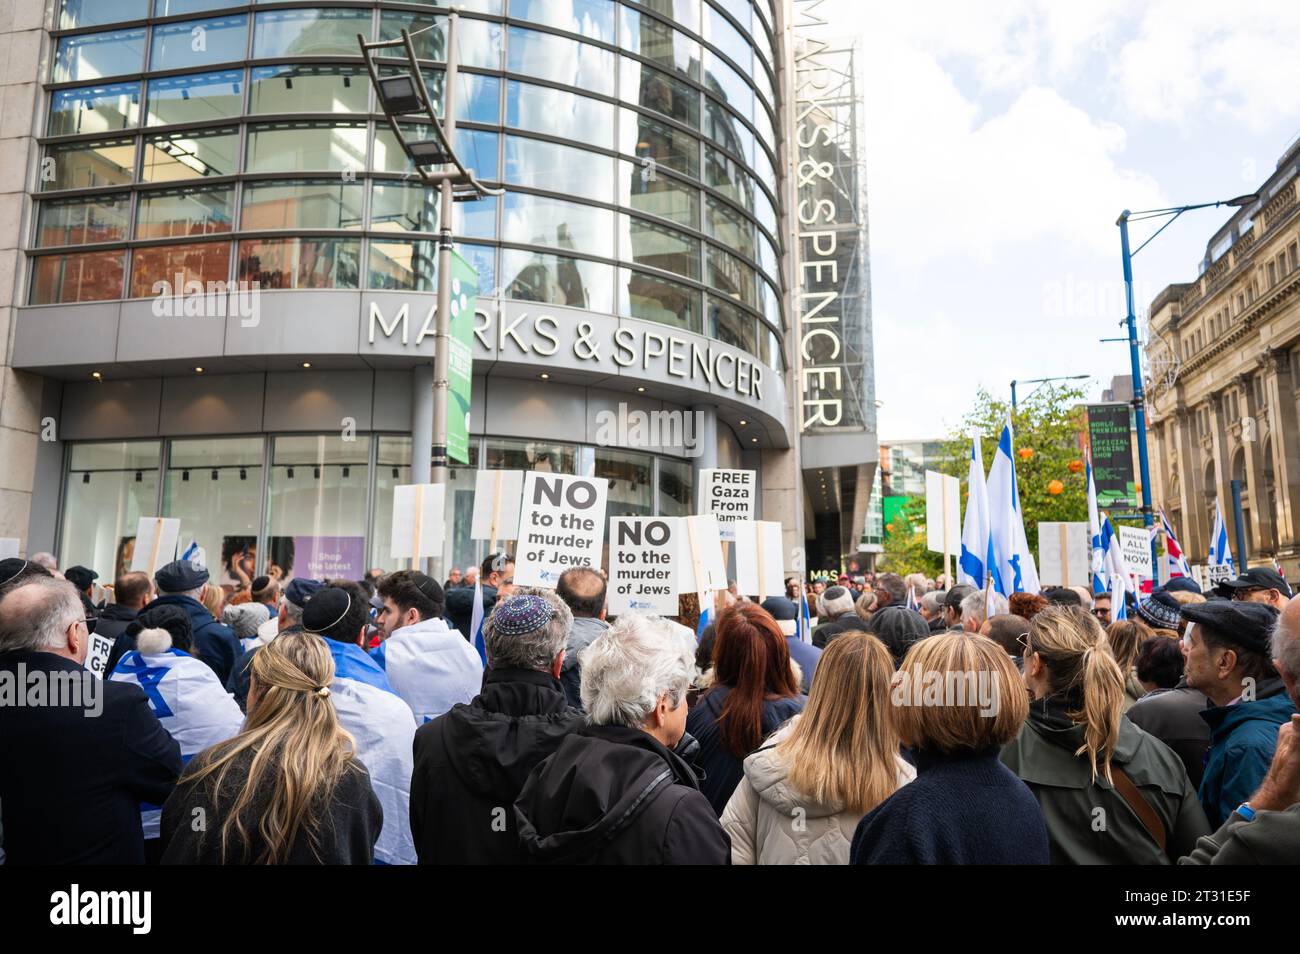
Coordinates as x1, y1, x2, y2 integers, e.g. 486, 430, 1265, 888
0, 577, 180, 864
812, 584, 870, 648
1183, 594, 1300, 863
961, 590, 1010, 632
920, 590, 947, 633
410, 591, 584, 865
513, 614, 729, 864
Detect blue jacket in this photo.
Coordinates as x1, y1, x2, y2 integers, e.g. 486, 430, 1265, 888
1199, 679, 1296, 828
145, 594, 241, 686
785, 636, 822, 694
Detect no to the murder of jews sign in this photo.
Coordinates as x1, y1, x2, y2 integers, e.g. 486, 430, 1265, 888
609, 516, 679, 615
698, 468, 755, 541
515, 472, 609, 587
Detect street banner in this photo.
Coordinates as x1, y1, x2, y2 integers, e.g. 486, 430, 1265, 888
470, 469, 523, 545
1118, 525, 1153, 582
1086, 404, 1136, 509
609, 517, 679, 615
925, 470, 961, 557
390, 484, 446, 562
516, 473, 609, 587
447, 249, 477, 465
698, 468, 756, 541
130, 517, 181, 574
732, 519, 784, 601
295, 535, 365, 580
1037, 522, 1090, 587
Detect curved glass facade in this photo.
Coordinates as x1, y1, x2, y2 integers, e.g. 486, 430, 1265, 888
33, 0, 784, 372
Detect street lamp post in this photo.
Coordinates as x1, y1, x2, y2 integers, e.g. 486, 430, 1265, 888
1115, 193, 1258, 570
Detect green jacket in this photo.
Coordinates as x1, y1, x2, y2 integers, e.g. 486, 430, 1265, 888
1180, 804, 1300, 864
1001, 697, 1210, 864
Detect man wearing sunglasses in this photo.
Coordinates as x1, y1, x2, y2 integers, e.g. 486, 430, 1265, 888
1216, 567, 1293, 610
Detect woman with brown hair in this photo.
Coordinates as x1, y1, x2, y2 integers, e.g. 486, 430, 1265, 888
160, 631, 382, 864
686, 603, 805, 815
721, 632, 913, 863
1106, 618, 1154, 710
1001, 605, 1209, 864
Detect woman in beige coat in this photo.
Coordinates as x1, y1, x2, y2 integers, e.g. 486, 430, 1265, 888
720, 631, 915, 864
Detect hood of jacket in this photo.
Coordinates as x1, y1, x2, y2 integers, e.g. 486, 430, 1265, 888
513, 723, 698, 861
561, 616, 609, 673
440, 667, 582, 799
1201, 677, 1295, 742
98, 603, 138, 623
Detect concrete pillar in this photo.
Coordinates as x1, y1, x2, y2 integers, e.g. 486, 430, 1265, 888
1237, 371, 1272, 555
690, 403, 718, 500
1207, 391, 1232, 544
1174, 406, 1207, 559
1262, 349, 1300, 560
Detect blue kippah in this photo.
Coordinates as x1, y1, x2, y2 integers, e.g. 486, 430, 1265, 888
491, 595, 556, 636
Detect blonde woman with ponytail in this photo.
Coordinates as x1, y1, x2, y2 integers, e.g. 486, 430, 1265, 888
159, 632, 382, 864
1001, 605, 1209, 864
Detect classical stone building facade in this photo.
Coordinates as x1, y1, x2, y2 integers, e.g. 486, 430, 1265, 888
1146, 138, 1300, 574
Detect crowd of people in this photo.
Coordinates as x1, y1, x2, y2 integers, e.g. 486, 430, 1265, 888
1, 551, 1299, 865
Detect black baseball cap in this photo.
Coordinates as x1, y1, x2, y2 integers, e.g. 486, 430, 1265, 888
1215, 567, 1292, 600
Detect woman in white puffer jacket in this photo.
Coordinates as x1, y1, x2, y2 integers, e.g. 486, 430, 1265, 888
721, 631, 915, 864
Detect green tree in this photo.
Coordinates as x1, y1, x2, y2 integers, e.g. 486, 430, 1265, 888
879, 495, 944, 577
939, 383, 1090, 556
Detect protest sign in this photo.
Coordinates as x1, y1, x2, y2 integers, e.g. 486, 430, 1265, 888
1118, 526, 1153, 582
679, 513, 727, 595
1037, 522, 1090, 587
85, 633, 114, 679
130, 517, 181, 574
609, 517, 679, 615
733, 520, 784, 601
470, 469, 524, 546
390, 484, 446, 562
516, 473, 609, 587
698, 469, 756, 541
0, 538, 19, 560
925, 471, 961, 557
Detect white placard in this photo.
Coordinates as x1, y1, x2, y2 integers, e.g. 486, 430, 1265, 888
85, 633, 114, 679
515, 473, 609, 587
732, 519, 784, 601
925, 471, 961, 557
1207, 563, 1233, 584
1037, 522, 1090, 587
609, 516, 679, 615
130, 517, 181, 574
390, 484, 447, 561
0, 538, 19, 559
1118, 526, 1154, 580
470, 469, 524, 543
678, 513, 727, 594
698, 468, 756, 541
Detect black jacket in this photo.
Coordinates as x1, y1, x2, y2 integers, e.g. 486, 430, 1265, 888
160, 749, 382, 865
97, 603, 140, 675
144, 594, 240, 684
1125, 677, 1211, 789
445, 584, 498, 645
225, 624, 304, 712
0, 650, 182, 864
410, 667, 585, 864
812, 614, 870, 648
514, 723, 730, 864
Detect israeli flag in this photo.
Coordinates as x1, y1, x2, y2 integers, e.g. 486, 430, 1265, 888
111, 637, 245, 839
697, 592, 713, 639
797, 589, 812, 645
469, 576, 487, 665
1087, 458, 1106, 595
378, 619, 481, 724
1160, 511, 1191, 578
986, 419, 1040, 595
958, 435, 996, 591
1209, 500, 1235, 574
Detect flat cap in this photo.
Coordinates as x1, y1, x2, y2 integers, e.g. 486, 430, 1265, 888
1182, 600, 1279, 656
64, 565, 99, 590
285, 577, 324, 609
155, 559, 209, 593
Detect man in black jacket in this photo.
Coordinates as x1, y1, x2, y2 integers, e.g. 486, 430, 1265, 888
95, 571, 153, 644
445, 551, 513, 644
411, 590, 584, 864
0, 577, 181, 864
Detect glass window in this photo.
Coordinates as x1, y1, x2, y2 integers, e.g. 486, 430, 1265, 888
619, 269, 700, 332
250, 65, 368, 114
163, 437, 265, 590
151, 15, 250, 71
30, 251, 126, 304
705, 194, 754, 259
512, 0, 615, 41
638, 0, 701, 32
267, 435, 372, 584
460, 242, 496, 297
618, 160, 699, 228
379, 12, 503, 69
753, 187, 777, 237
620, 7, 700, 80
621, 57, 699, 129
420, 69, 502, 125
53, 28, 145, 84
156, 0, 239, 15
506, 27, 614, 96
658, 456, 692, 516
59, 442, 161, 583
505, 136, 615, 203
752, 19, 774, 71
751, 137, 776, 195
484, 437, 577, 474
707, 244, 756, 307
252, 8, 373, 57
704, 5, 752, 73
48, 81, 140, 137
142, 127, 239, 181
136, 185, 234, 238
368, 239, 436, 291
620, 109, 699, 177
598, 449, 653, 522
703, 52, 752, 122
41, 138, 137, 192
146, 70, 243, 126
762, 327, 782, 371
35, 194, 130, 247
370, 438, 483, 572
237, 237, 361, 289
60, 0, 148, 30
505, 80, 614, 148
619, 214, 700, 280
241, 178, 363, 230
246, 122, 368, 174
370, 181, 437, 233
703, 96, 752, 162
502, 193, 612, 254
129, 240, 232, 298
372, 125, 499, 180
758, 232, 778, 281
708, 295, 756, 354
501, 248, 613, 312
705, 145, 754, 211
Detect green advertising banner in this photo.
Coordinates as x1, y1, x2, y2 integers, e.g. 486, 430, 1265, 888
1086, 403, 1136, 510
447, 249, 477, 465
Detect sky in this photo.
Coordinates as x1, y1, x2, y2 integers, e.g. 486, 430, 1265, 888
824, 0, 1300, 440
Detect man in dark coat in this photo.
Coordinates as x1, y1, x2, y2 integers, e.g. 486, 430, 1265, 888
144, 560, 240, 684
0, 577, 181, 864
445, 552, 512, 643
411, 592, 585, 864
1127, 675, 1212, 788
94, 571, 153, 644
811, 585, 869, 648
